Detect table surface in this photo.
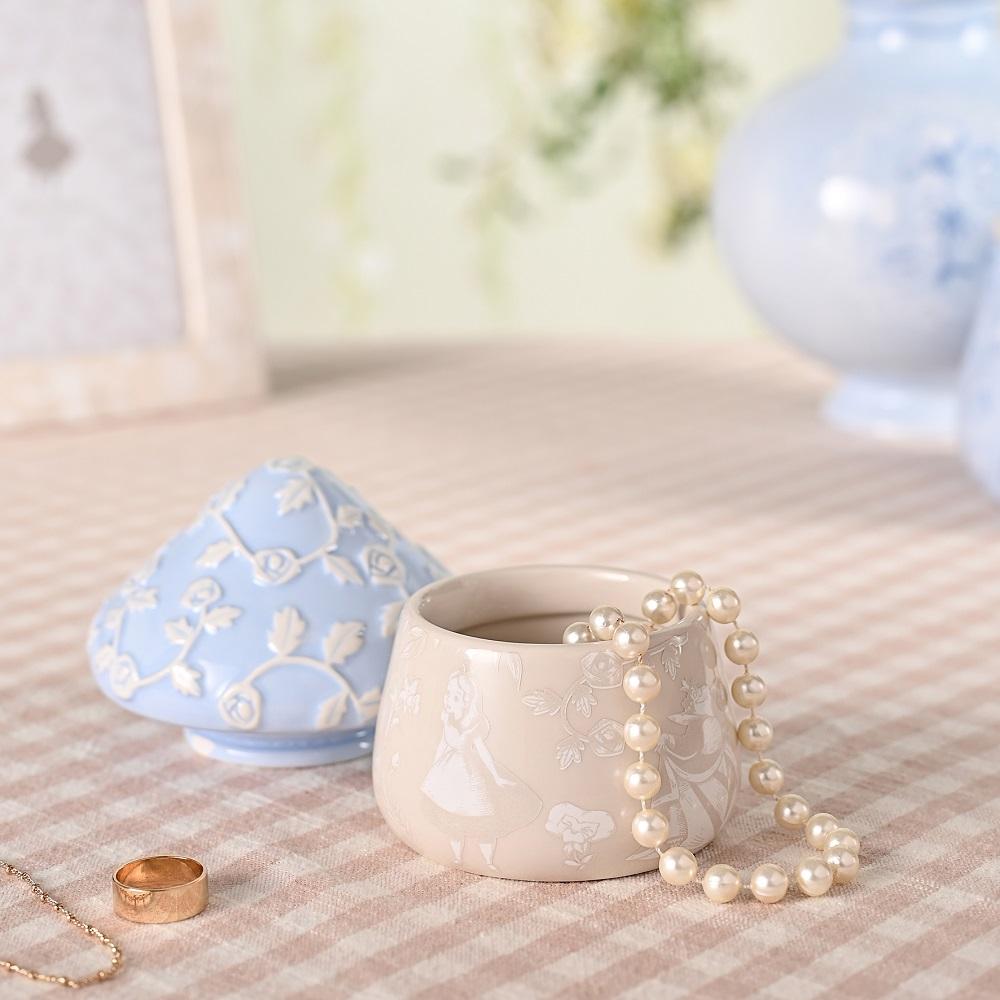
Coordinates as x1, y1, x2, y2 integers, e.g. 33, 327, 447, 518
3, 340, 999, 1000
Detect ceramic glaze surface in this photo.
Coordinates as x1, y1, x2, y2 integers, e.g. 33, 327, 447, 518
87, 457, 448, 766
714, 0, 1000, 438
959, 241, 1000, 496
372, 566, 740, 881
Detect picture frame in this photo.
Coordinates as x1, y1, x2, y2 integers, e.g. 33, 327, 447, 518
0, 0, 265, 429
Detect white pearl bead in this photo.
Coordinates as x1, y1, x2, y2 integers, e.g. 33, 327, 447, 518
749, 863, 788, 903
737, 716, 773, 751
748, 758, 784, 795
589, 606, 625, 641
624, 713, 661, 752
805, 813, 839, 850
702, 864, 741, 903
670, 571, 706, 606
706, 587, 741, 624
641, 589, 678, 625
631, 808, 670, 848
824, 846, 860, 884
724, 628, 759, 665
731, 674, 767, 709
624, 760, 661, 800
774, 793, 811, 830
562, 621, 594, 645
623, 664, 661, 703
825, 828, 860, 855
659, 847, 698, 886
612, 621, 650, 660
795, 857, 834, 897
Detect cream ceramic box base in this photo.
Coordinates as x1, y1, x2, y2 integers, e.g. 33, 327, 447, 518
373, 566, 739, 881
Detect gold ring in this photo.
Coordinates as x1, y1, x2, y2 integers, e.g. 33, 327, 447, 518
112, 856, 208, 924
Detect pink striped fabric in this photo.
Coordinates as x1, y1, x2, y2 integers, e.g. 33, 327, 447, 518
3, 341, 999, 998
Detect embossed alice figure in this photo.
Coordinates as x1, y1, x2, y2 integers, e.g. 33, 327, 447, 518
654, 680, 739, 850
421, 671, 541, 869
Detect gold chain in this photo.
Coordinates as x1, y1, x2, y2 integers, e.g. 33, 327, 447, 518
2, 861, 123, 989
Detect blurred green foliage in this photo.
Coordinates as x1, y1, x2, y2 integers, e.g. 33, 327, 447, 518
449, 0, 736, 253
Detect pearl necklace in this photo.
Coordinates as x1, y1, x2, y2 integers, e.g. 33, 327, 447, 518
564, 571, 861, 903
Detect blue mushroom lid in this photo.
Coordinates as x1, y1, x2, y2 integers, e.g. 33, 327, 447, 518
87, 457, 448, 765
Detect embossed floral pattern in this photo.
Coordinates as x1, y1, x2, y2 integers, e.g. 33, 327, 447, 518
365, 509, 393, 541
108, 654, 140, 699
95, 574, 241, 700
169, 662, 202, 698
195, 460, 416, 650
580, 650, 623, 688
181, 577, 221, 612
252, 548, 301, 585
646, 632, 686, 681
363, 545, 405, 586
545, 803, 615, 867
521, 645, 630, 770
588, 717, 625, 757
218, 681, 262, 730
520, 627, 708, 772
214, 605, 375, 732
122, 581, 158, 612
89, 458, 448, 740
384, 675, 421, 728
201, 463, 368, 586
826, 121, 1000, 294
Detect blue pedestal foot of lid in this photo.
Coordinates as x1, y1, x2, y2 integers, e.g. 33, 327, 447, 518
184, 727, 375, 767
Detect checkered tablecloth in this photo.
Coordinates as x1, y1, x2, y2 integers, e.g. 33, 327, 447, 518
3, 340, 1000, 999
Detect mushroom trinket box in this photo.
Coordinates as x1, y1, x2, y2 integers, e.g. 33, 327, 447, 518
87, 458, 448, 766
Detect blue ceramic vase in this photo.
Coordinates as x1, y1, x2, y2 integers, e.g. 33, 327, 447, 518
959, 236, 1000, 495
87, 458, 448, 766
715, 0, 1000, 439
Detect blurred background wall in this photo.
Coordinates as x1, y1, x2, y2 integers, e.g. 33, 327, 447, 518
219, 0, 841, 346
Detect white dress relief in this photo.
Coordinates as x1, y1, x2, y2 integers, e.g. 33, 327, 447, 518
421, 670, 541, 869
655, 679, 739, 849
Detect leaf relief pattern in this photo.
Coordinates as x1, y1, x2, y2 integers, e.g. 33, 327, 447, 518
216, 605, 373, 732
520, 647, 626, 770
94, 575, 241, 700
201, 464, 368, 587
197, 461, 411, 649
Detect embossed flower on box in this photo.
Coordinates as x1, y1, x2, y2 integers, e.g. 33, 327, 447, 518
580, 649, 624, 688
252, 548, 301, 586
545, 803, 615, 868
